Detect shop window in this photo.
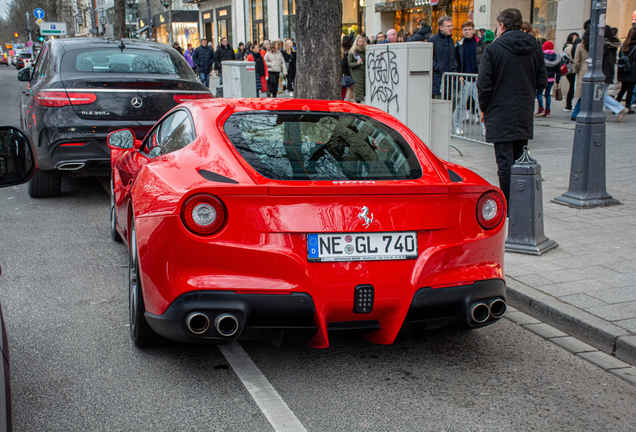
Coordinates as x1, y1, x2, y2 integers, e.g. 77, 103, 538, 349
251, 0, 268, 44
394, 0, 474, 41
532, 0, 558, 42
282, 0, 296, 41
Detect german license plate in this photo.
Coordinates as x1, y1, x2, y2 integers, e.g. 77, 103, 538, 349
307, 232, 418, 262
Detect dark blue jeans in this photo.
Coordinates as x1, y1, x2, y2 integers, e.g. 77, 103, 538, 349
572, 99, 581, 119
537, 82, 554, 110
199, 72, 210, 87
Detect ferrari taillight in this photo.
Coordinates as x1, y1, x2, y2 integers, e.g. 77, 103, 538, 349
181, 194, 226, 235
476, 191, 505, 230
36, 91, 96, 107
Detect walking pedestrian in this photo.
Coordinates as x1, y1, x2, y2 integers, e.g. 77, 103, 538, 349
348, 35, 366, 103
282, 39, 296, 97
192, 38, 215, 87
378, 29, 398, 43
453, 20, 480, 135
173, 42, 184, 55
407, 21, 433, 42
236, 42, 247, 61
264, 41, 287, 98
341, 36, 353, 101
615, 28, 636, 113
477, 8, 547, 207
376, 32, 386, 43
247, 44, 268, 97
601, 25, 630, 121
429, 16, 458, 99
535, 41, 561, 118
214, 37, 236, 86
476, 29, 495, 66
184, 43, 196, 73
562, 32, 579, 111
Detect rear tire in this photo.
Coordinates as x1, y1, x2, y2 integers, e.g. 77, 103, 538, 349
27, 170, 62, 198
129, 220, 161, 347
110, 177, 122, 242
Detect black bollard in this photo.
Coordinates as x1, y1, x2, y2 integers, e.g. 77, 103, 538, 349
505, 147, 558, 256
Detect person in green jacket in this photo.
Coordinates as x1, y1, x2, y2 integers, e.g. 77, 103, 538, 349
348, 35, 366, 103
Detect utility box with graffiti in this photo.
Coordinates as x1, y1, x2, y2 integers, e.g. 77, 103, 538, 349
365, 42, 450, 159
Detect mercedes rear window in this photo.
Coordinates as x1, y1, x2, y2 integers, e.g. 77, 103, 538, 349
61, 48, 190, 76
223, 112, 422, 181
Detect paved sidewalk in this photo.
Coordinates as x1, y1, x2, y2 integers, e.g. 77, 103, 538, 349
449, 97, 636, 367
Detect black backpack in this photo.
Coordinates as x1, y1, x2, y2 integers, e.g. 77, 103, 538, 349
617, 45, 636, 73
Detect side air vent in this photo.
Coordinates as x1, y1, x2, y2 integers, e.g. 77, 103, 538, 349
198, 169, 239, 184
448, 169, 464, 183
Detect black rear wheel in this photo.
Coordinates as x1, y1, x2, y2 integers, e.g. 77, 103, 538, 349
27, 170, 62, 198
129, 220, 161, 347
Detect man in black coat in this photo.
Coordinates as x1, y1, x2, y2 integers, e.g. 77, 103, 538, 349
428, 16, 458, 98
214, 37, 236, 85
477, 8, 547, 206
192, 39, 215, 87
407, 22, 433, 42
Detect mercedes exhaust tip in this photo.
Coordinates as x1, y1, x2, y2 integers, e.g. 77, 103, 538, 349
471, 303, 490, 323
489, 299, 507, 319
214, 313, 239, 337
57, 162, 86, 171
185, 312, 210, 335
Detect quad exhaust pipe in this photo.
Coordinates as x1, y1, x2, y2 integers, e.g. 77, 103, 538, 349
470, 299, 506, 323
214, 313, 239, 337
185, 312, 239, 337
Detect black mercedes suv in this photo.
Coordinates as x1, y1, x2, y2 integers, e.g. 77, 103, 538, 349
18, 38, 212, 197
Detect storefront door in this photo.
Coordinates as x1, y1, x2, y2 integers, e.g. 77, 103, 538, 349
216, 7, 232, 46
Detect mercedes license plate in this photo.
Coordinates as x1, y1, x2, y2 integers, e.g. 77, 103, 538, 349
307, 232, 418, 262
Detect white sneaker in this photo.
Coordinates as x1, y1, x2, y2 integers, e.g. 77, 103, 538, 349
289, 91, 293, 98
454, 127, 464, 136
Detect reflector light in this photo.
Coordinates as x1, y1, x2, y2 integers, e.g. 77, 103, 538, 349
60, 142, 87, 147
181, 194, 226, 235
476, 191, 505, 230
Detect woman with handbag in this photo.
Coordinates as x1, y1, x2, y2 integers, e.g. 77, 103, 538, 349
535, 41, 561, 118
281, 39, 297, 97
348, 35, 366, 103
615, 28, 636, 114
247, 44, 268, 97
341, 36, 354, 100
264, 41, 287, 98
562, 32, 579, 111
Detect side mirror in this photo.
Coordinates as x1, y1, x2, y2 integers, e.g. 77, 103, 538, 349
0, 126, 37, 188
17, 67, 31, 82
107, 129, 137, 150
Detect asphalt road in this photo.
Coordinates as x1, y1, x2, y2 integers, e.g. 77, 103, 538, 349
1, 65, 636, 431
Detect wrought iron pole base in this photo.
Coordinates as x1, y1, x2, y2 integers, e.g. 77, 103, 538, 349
505, 237, 558, 256
552, 194, 621, 209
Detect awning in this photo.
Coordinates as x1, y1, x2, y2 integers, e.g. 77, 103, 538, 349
136, 25, 148, 35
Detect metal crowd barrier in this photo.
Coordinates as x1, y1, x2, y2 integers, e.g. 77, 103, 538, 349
441, 72, 492, 147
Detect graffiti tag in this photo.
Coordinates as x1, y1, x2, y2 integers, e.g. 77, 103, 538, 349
367, 47, 400, 114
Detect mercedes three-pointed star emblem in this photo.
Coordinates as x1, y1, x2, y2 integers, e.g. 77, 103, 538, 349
131, 97, 143, 108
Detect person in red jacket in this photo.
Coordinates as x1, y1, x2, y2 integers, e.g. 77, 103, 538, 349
247, 44, 268, 97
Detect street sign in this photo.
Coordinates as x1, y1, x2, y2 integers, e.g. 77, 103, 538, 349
34, 8, 45, 19
36, 18, 44, 25
39, 22, 67, 36
184, 28, 189, 39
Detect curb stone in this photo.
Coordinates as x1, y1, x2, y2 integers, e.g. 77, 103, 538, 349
505, 277, 636, 367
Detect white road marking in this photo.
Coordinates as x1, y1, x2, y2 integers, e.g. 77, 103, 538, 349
219, 342, 307, 432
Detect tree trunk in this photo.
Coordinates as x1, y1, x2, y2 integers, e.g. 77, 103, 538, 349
113, 0, 126, 39
295, 0, 342, 100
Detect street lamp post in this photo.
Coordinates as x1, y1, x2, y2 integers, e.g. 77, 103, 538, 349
553, 0, 620, 209
126, 0, 136, 38
99, 13, 107, 36
161, 0, 172, 46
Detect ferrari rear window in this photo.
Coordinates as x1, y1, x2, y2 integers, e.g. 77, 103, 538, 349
223, 112, 422, 181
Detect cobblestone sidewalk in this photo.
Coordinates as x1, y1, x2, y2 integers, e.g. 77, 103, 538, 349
449, 97, 636, 366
